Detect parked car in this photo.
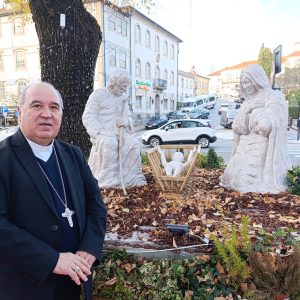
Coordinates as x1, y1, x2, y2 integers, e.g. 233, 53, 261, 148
218, 103, 230, 115
141, 119, 217, 148
166, 111, 187, 120
145, 115, 168, 130
188, 107, 210, 119
218, 102, 241, 115
0, 126, 18, 142
234, 97, 245, 103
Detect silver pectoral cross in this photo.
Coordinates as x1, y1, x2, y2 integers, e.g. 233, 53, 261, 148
62, 207, 75, 227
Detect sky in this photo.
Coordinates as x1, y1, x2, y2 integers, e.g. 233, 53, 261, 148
145, 0, 300, 76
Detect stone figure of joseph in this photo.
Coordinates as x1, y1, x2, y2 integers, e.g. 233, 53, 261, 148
82, 69, 146, 188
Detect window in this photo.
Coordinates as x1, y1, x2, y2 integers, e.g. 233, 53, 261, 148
119, 51, 126, 69
116, 16, 122, 33
109, 47, 116, 66
163, 99, 168, 110
16, 50, 26, 70
145, 62, 151, 80
135, 24, 141, 43
170, 71, 174, 86
17, 79, 27, 95
163, 69, 168, 81
145, 30, 151, 48
185, 79, 188, 88
0, 81, 5, 98
170, 44, 175, 59
163, 41, 168, 56
155, 65, 160, 79
0, 52, 4, 71
108, 13, 115, 30
135, 96, 142, 108
122, 20, 127, 36
155, 36, 160, 53
14, 18, 24, 34
170, 99, 175, 110
135, 59, 141, 77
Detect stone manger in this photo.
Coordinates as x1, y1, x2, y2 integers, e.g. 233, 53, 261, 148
146, 144, 199, 194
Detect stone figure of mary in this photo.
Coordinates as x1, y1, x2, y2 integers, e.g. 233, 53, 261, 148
220, 64, 289, 194
82, 69, 146, 189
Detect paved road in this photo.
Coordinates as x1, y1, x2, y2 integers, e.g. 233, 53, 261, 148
136, 100, 300, 166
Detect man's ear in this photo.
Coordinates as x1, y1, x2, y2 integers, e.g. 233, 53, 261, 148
17, 106, 22, 123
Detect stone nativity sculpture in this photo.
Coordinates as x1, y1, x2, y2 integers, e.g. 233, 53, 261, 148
157, 145, 199, 177
220, 64, 289, 194
82, 69, 146, 189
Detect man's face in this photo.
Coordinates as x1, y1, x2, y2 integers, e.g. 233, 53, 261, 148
18, 84, 63, 146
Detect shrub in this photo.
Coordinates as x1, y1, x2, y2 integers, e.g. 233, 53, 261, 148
287, 166, 300, 195
211, 216, 252, 291
197, 148, 225, 169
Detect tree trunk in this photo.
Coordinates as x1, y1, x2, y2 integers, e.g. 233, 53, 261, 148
28, 0, 102, 156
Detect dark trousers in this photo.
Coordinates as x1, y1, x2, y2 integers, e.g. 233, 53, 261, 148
54, 276, 81, 300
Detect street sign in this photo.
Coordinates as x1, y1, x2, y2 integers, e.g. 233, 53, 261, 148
2, 107, 8, 113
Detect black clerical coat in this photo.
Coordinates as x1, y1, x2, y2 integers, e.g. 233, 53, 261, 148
0, 129, 107, 300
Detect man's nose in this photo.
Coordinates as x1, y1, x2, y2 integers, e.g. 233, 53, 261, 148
41, 108, 52, 117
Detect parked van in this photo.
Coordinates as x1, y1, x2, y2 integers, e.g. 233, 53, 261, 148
181, 97, 197, 113
206, 94, 217, 109
194, 95, 207, 109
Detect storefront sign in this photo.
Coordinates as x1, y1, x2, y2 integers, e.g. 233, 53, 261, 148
135, 80, 152, 91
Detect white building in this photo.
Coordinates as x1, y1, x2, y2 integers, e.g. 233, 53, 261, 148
0, 9, 40, 105
101, 3, 131, 86
178, 70, 194, 101
130, 9, 182, 122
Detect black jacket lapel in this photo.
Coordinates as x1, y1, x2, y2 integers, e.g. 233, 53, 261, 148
12, 130, 59, 218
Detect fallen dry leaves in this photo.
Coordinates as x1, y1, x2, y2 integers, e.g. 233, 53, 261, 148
102, 166, 300, 250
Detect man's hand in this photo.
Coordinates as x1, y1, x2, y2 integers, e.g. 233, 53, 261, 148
76, 250, 96, 268
117, 118, 128, 128
53, 252, 91, 285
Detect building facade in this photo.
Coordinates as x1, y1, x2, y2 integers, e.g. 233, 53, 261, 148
208, 42, 300, 99
130, 9, 182, 123
0, 9, 40, 105
0, 2, 182, 127
178, 70, 194, 101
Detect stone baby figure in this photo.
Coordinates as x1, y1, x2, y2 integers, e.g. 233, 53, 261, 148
157, 145, 199, 177
220, 64, 289, 193
82, 69, 146, 188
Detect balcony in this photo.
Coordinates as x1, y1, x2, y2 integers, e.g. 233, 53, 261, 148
153, 78, 167, 90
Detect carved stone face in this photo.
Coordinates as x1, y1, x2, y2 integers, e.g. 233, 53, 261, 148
241, 76, 257, 97
109, 82, 128, 97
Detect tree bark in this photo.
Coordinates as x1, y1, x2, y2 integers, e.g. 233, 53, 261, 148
29, 0, 102, 156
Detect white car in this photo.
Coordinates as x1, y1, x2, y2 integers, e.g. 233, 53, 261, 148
0, 126, 19, 142
141, 119, 217, 148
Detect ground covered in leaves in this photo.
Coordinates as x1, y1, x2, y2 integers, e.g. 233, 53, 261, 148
102, 166, 300, 251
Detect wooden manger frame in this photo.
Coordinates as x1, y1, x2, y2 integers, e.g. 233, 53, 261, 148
146, 145, 200, 193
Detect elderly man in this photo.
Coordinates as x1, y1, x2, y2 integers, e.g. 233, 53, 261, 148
0, 82, 107, 300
